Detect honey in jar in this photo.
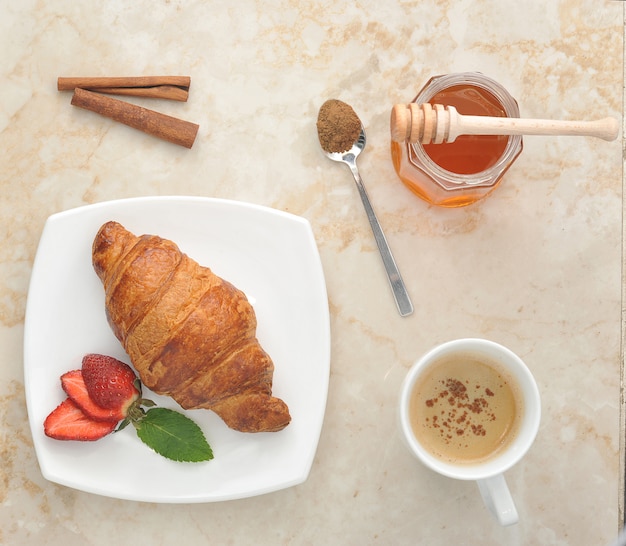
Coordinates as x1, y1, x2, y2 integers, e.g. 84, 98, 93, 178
391, 73, 523, 207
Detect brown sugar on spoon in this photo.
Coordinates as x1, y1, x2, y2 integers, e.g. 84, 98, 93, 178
316, 99, 362, 153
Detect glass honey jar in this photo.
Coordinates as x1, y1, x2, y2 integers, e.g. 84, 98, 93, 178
391, 73, 523, 207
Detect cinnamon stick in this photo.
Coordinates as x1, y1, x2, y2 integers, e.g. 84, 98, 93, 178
58, 76, 191, 101
87, 85, 189, 101
71, 88, 198, 148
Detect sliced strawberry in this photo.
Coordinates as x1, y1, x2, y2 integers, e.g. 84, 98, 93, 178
61, 370, 124, 422
44, 398, 117, 441
81, 354, 140, 413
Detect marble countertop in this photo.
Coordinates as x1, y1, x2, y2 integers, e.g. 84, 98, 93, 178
1, 1, 624, 544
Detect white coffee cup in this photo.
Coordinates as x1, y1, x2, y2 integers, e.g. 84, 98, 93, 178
399, 338, 541, 526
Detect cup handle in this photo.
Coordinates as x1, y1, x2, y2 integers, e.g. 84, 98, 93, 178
476, 475, 519, 526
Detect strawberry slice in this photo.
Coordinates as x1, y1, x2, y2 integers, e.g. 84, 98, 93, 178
81, 354, 140, 413
61, 370, 124, 422
44, 398, 117, 441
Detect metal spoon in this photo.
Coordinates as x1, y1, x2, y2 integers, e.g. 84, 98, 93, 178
322, 126, 413, 317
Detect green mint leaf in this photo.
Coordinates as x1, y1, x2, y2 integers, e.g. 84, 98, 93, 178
133, 407, 213, 463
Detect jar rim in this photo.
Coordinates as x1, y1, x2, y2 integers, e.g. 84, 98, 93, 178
408, 72, 523, 189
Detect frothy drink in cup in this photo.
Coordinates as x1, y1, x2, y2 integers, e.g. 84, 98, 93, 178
399, 339, 540, 526
409, 352, 523, 465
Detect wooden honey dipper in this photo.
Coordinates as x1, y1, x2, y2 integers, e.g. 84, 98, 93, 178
390, 103, 619, 144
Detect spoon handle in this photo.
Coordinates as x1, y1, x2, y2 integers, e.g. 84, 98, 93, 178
348, 163, 413, 317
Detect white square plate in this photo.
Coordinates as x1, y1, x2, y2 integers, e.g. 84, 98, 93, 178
24, 196, 330, 503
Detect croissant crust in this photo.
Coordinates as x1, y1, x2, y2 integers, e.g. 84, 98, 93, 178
92, 221, 291, 433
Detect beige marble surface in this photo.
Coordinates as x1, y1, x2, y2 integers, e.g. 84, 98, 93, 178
1, 1, 624, 544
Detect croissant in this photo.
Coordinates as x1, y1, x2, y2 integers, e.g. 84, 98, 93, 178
91, 220, 291, 433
